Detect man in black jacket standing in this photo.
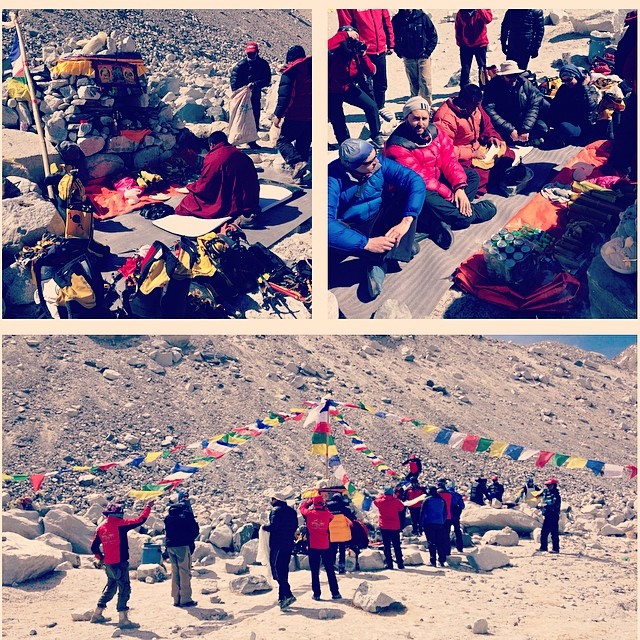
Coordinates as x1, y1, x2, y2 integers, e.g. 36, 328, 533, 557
230, 41, 272, 148
164, 501, 200, 608
392, 9, 438, 106
262, 489, 299, 609
538, 478, 562, 553
500, 9, 545, 71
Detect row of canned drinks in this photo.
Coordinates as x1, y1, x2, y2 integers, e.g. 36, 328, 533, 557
482, 226, 543, 285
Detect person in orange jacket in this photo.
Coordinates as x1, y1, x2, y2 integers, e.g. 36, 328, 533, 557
299, 495, 342, 600
373, 487, 405, 570
327, 493, 355, 574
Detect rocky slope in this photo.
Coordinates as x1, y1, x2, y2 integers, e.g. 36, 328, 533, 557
3, 334, 636, 512
2, 9, 312, 71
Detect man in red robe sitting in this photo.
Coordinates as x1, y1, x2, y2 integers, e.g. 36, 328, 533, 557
175, 131, 261, 227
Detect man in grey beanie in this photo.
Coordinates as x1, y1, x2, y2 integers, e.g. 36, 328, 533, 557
384, 97, 497, 248
328, 138, 426, 298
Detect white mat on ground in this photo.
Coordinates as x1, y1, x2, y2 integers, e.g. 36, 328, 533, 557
153, 183, 296, 237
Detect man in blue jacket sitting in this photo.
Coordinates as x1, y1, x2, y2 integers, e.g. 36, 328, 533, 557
328, 138, 426, 298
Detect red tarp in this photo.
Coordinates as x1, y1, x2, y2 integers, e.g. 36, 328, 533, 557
453, 141, 613, 311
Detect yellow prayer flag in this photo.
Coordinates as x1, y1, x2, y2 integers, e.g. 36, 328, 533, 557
351, 492, 365, 508
262, 417, 280, 427
188, 460, 211, 468
422, 425, 440, 434
129, 489, 165, 499
565, 457, 588, 469
144, 452, 163, 463
2, 473, 13, 480
488, 441, 509, 457
72, 466, 91, 471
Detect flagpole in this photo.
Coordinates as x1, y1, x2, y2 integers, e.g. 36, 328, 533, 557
10, 11, 54, 199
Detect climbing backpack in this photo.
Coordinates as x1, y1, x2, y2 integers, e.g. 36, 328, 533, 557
349, 520, 370, 550
26, 234, 108, 319
121, 241, 191, 318
293, 525, 309, 556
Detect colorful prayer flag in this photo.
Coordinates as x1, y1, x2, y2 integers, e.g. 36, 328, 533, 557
9, 33, 26, 82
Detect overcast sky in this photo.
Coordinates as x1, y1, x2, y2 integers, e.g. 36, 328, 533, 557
491, 335, 636, 359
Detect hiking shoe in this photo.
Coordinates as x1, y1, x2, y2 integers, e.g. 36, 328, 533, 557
312, 595, 322, 601
292, 161, 309, 180
366, 264, 386, 299
247, 141, 260, 149
236, 214, 261, 229
370, 135, 385, 149
549, 550, 560, 554
414, 231, 429, 243
379, 106, 395, 122
429, 220, 454, 250
180, 600, 198, 608
280, 595, 296, 609
332, 593, 343, 600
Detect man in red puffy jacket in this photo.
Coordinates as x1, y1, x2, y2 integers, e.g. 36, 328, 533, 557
455, 10, 493, 89
373, 487, 405, 570
337, 9, 395, 119
384, 96, 497, 250
90, 501, 154, 629
299, 495, 342, 600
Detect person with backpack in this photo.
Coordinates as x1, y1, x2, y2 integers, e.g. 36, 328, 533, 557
469, 477, 491, 505
420, 486, 448, 567
500, 9, 545, 72
299, 495, 342, 601
90, 501, 154, 629
174, 131, 261, 228
515, 477, 542, 507
326, 493, 355, 574
229, 41, 272, 148
164, 501, 200, 608
537, 478, 562, 553
447, 480, 466, 552
436, 479, 453, 555
328, 26, 382, 148
272, 45, 312, 184
263, 489, 299, 609
373, 487, 405, 570
487, 475, 505, 503
391, 9, 438, 106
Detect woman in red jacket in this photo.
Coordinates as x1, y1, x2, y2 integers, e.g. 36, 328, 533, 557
299, 495, 342, 600
454, 10, 493, 89
373, 487, 405, 570
328, 27, 382, 147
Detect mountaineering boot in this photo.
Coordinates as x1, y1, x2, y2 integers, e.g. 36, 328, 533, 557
366, 264, 386, 299
379, 106, 395, 122
429, 220, 454, 250
370, 135, 385, 149
90, 607, 111, 624
292, 161, 308, 180
118, 610, 141, 629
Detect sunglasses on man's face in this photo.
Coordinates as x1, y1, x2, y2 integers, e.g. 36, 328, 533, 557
560, 77, 574, 83
358, 153, 378, 168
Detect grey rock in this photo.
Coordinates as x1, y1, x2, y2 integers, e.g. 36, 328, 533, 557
3, 105, 19, 128
85, 153, 125, 179
2, 532, 64, 585
352, 581, 406, 613
76, 135, 105, 157
2, 510, 43, 539
229, 574, 271, 594
373, 298, 412, 319
2, 193, 59, 255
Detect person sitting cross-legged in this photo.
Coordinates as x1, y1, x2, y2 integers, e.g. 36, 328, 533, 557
384, 97, 497, 251
328, 138, 426, 299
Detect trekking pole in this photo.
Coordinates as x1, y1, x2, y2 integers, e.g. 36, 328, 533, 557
8, 11, 54, 199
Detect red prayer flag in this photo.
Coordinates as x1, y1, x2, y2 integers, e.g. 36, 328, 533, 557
626, 465, 638, 479
461, 434, 480, 452
535, 451, 554, 468
30, 473, 45, 492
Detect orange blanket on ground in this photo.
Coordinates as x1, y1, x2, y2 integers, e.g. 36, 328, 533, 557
453, 141, 612, 311
86, 182, 183, 220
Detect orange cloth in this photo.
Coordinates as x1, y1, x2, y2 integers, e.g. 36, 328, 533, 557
85, 182, 182, 220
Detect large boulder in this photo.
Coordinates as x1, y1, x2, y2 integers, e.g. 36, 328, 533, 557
132, 145, 164, 170
210, 524, 233, 550
481, 527, 519, 547
42, 509, 95, 554
192, 541, 217, 566
2, 510, 43, 539
2, 192, 59, 255
76, 135, 105, 157
35, 532, 73, 552
233, 523, 255, 552
2, 532, 64, 585
352, 581, 406, 613
85, 153, 125, 179
466, 546, 511, 571
3, 104, 19, 128
461, 504, 540, 534
569, 10, 622, 35
2, 129, 58, 185
356, 549, 386, 571
239, 538, 259, 565
229, 574, 272, 595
